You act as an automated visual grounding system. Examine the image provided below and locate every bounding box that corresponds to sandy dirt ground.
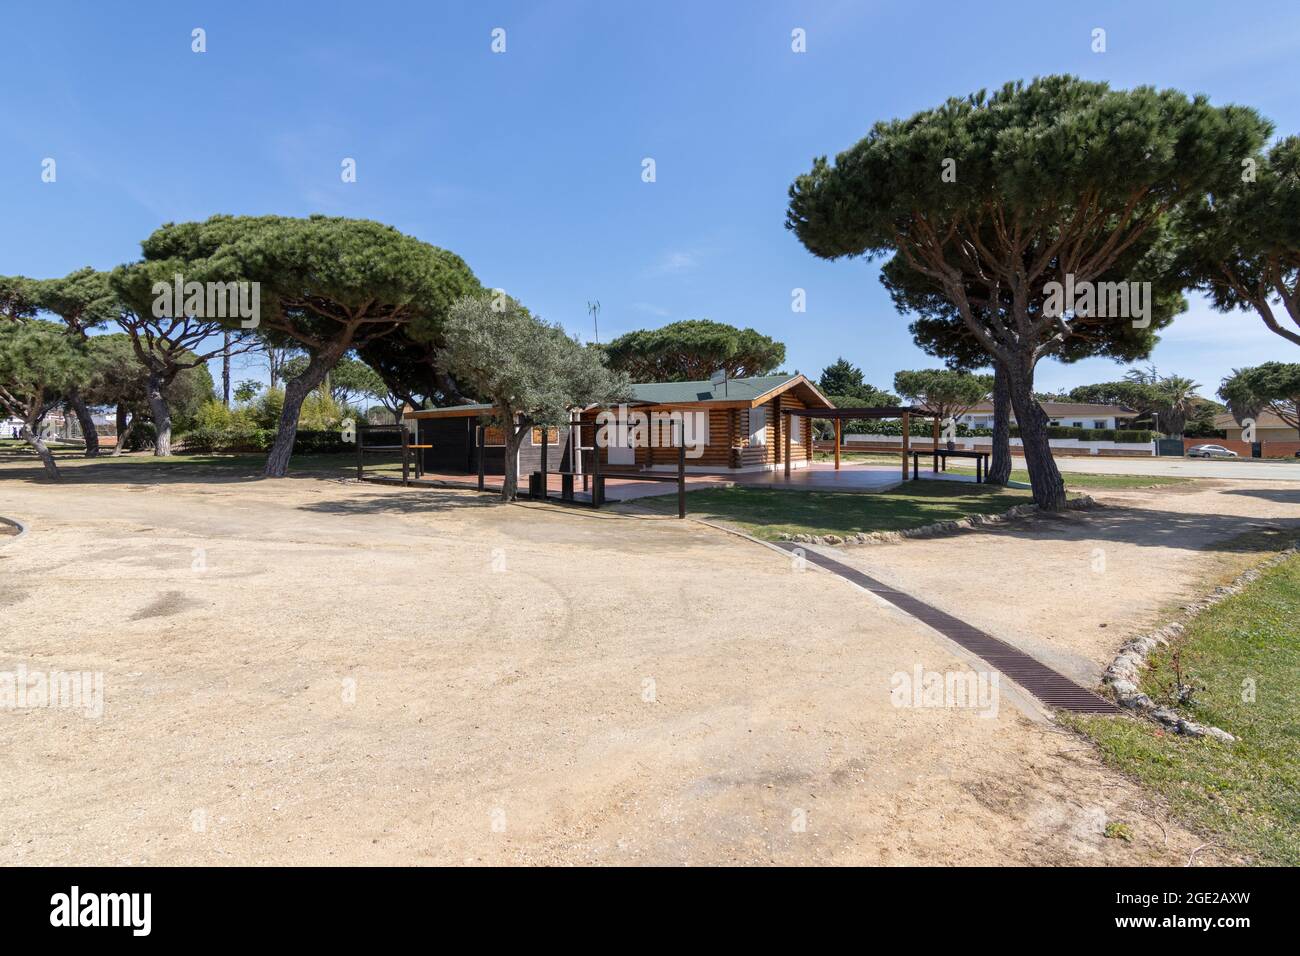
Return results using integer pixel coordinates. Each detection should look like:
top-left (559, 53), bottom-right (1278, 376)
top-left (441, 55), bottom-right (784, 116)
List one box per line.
top-left (1, 459), bottom-right (1293, 866)
top-left (815, 480), bottom-right (1300, 686)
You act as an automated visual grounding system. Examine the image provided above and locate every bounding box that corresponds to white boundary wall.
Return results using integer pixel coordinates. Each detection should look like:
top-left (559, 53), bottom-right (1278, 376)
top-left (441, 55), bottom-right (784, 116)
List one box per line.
top-left (844, 434), bottom-right (1155, 456)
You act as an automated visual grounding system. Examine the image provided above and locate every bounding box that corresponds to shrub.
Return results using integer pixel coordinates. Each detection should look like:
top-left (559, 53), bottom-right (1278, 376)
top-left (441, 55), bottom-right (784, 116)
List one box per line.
top-left (290, 430), bottom-right (351, 454)
top-left (252, 388), bottom-right (285, 430)
top-left (1008, 425), bottom-right (1156, 442)
top-left (177, 399), bottom-right (353, 454)
top-left (834, 418), bottom-right (983, 437)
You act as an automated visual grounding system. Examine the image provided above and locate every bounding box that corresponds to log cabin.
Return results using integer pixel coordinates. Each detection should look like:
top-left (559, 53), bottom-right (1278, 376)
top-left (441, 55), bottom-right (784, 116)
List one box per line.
top-left (401, 373), bottom-right (834, 477)
top-left (576, 373), bottom-right (832, 472)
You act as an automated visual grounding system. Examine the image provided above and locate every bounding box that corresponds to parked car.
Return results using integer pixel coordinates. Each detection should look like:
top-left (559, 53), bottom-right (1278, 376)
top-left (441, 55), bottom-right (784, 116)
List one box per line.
top-left (1187, 444), bottom-right (1239, 459)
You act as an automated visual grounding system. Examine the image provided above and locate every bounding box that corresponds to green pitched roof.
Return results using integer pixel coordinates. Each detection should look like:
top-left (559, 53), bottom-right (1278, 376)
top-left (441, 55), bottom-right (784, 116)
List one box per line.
top-left (627, 374), bottom-right (803, 405)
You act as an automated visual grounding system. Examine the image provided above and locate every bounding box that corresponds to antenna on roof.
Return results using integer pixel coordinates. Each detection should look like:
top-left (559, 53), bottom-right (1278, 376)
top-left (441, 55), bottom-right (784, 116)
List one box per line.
top-left (710, 367), bottom-right (728, 396)
top-left (587, 300), bottom-right (601, 344)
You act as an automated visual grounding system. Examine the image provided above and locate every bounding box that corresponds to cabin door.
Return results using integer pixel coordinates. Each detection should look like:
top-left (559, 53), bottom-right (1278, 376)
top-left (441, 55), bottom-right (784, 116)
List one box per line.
top-left (608, 429), bottom-right (635, 466)
top-left (608, 439), bottom-right (634, 465)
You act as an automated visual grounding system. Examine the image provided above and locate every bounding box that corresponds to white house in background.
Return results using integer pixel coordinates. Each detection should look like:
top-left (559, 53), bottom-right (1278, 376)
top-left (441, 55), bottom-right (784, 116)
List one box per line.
top-left (957, 401), bottom-right (1138, 431)
top-left (3, 411), bottom-right (69, 440)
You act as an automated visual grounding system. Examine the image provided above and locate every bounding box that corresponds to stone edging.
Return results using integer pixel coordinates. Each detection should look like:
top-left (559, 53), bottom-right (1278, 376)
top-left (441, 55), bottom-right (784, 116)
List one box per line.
top-left (1102, 543), bottom-right (1300, 744)
top-left (775, 495), bottom-right (1101, 546)
top-left (0, 515), bottom-right (27, 544)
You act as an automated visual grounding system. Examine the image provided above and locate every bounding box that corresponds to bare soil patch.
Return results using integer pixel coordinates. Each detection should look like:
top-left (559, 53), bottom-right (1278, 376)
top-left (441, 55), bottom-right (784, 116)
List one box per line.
top-left (0, 462), bottom-right (1272, 865)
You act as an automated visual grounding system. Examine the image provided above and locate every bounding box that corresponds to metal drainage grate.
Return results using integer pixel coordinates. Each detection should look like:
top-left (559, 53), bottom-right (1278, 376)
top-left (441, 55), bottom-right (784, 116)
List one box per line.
top-left (775, 542), bottom-right (1121, 715)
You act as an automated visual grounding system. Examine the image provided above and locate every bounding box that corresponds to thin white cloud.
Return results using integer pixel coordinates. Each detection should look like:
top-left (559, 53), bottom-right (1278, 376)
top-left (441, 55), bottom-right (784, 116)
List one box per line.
top-left (649, 250), bottom-right (699, 276)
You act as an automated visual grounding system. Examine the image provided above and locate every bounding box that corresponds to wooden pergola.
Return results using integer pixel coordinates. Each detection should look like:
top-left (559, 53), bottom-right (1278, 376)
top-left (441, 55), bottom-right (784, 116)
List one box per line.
top-left (780, 406), bottom-right (937, 480)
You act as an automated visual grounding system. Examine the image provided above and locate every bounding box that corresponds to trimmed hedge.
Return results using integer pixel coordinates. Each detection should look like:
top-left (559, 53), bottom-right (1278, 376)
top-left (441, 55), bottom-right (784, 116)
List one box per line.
top-left (180, 427), bottom-right (350, 455)
top-left (290, 430), bottom-right (352, 454)
top-left (834, 418), bottom-right (986, 437)
top-left (1008, 426), bottom-right (1156, 442)
top-left (838, 421), bottom-right (1157, 442)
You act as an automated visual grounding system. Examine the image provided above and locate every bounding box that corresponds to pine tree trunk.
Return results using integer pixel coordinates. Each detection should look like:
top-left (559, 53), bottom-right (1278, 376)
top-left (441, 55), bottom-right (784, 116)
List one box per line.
top-left (1004, 360), bottom-right (1066, 511)
top-left (67, 389), bottom-right (100, 458)
top-left (985, 361), bottom-right (1012, 486)
top-left (20, 422), bottom-right (59, 479)
top-left (112, 407), bottom-right (136, 457)
top-left (264, 346), bottom-right (344, 477)
top-left (146, 372), bottom-right (173, 457)
top-left (222, 332), bottom-right (231, 407)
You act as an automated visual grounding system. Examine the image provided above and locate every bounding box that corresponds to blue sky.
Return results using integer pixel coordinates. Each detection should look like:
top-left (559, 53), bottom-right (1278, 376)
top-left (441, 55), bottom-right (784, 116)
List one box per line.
top-left (3, 1), bottom-right (1298, 396)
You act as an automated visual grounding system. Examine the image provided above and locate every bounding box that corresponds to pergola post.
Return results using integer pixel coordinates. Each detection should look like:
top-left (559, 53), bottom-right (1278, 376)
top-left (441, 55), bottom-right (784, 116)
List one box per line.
top-left (401, 423), bottom-right (410, 487)
top-left (932, 414), bottom-right (940, 474)
top-left (901, 411), bottom-right (910, 480)
top-left (783, 411), bottom-right (792, 479)
top-left (539, 424), bottom-right (548, 501)
top-left (477, 421), bottom-right (486, 491)
top-left (834, 418), bottom-right (841, 471)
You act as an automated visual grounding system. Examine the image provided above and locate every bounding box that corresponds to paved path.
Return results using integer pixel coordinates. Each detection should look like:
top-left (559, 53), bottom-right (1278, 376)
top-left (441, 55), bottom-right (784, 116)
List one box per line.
top-left (1027, 455), bottom-right (1300, 481)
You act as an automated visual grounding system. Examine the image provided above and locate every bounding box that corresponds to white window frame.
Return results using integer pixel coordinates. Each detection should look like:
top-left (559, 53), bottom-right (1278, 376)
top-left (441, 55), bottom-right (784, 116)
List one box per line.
top-left (749, 405), bottom-right (767, 445)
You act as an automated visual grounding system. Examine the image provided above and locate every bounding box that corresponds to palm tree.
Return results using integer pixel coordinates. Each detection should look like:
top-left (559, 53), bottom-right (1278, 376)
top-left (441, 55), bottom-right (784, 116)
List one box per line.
top-left (1155, 375), bottom-right (1203, 437)
top-left (1124, 366), bottom-right (1203, 437)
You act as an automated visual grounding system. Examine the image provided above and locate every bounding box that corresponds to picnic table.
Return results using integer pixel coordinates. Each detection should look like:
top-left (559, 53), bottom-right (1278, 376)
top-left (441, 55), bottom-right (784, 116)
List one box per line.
top-left (911, 448), bottom-right (992, 483)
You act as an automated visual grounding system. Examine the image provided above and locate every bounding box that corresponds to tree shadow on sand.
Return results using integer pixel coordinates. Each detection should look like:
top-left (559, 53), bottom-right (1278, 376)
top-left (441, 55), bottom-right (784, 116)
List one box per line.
top-left (957, 502), bottom-right (1300, 554)
top-left (298, 489), bottom-right (499, 517)
top-left (0, 454), bottom-right (359, 487)
top-left (1219, 486), bottom-right (1300, 505)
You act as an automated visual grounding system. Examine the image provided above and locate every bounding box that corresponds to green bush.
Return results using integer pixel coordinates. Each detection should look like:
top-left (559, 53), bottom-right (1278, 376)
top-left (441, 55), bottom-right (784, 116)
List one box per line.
top-left (1008, 425), bottom-right (1156, 442)
top-left (123, 420), bottom-right (156, 451)
top-left (182, 400), bottom-right (262, 452)
top-left (291, 430), bottom-right (352, 454)
top-left (834, 418), bottom-right (986, 437)
top-left (178, 399), bottom-right (352, 454)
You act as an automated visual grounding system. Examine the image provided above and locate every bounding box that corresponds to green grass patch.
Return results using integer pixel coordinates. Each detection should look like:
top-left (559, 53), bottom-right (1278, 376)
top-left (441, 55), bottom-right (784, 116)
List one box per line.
top-left (636, 480), bottom-right (1034, 540)
top-left (1067, 552), bottom-right (1300, 865)
top-left (943, 465), bottom-right (1192, 490)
